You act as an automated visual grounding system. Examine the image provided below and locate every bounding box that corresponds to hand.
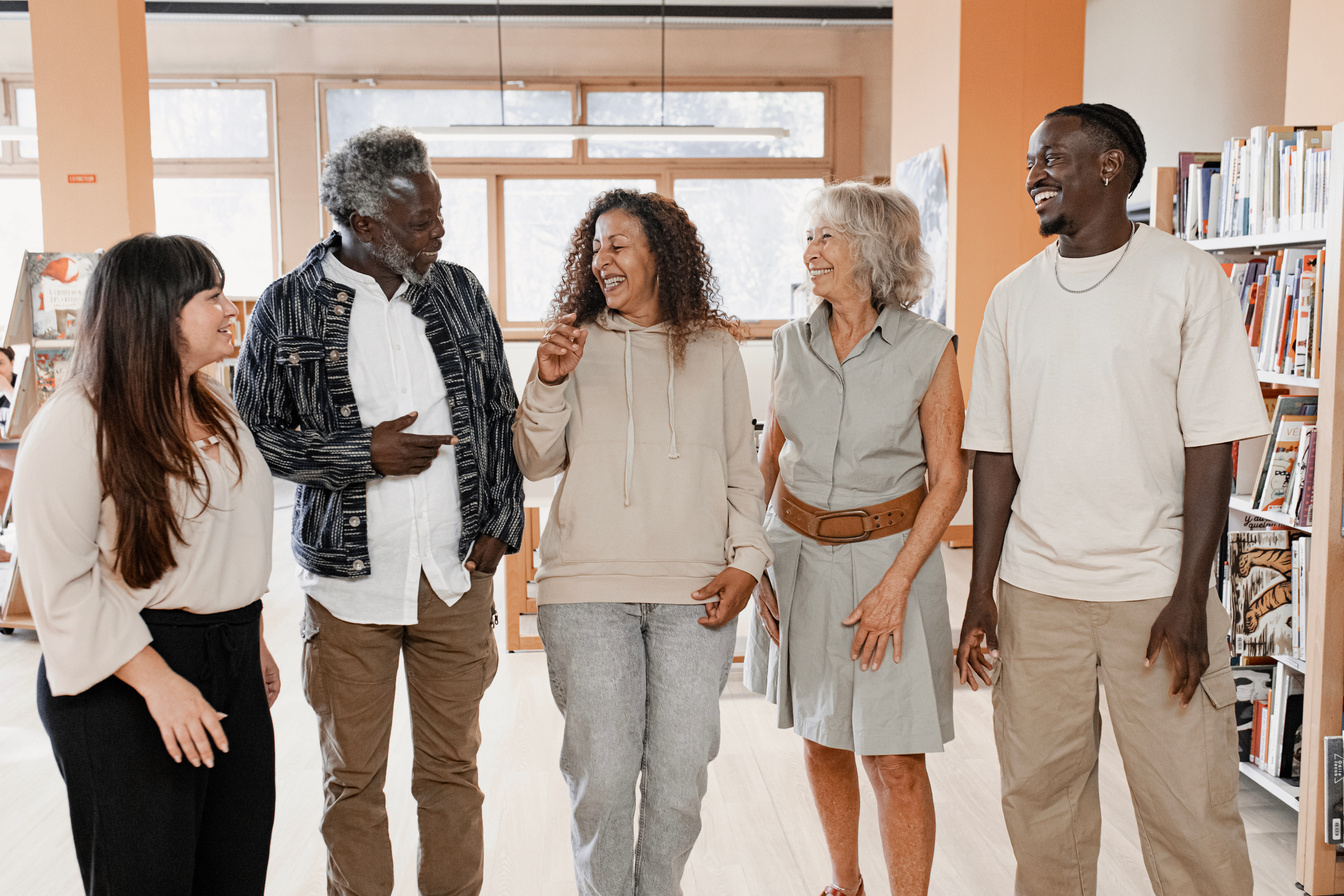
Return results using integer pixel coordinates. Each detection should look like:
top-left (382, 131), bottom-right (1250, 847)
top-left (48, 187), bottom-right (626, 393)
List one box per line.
top-left (140, 669), bottom-right (229, 768)
top-left (370, 411), bottom-right (458, 477)
top-left (465, 534), bottom-right (508, 576)
top-left (754, 574), bottom-right (780, 645)
top-left (537, 313), bottom-right (588, 386)
top-left (259, 634), bottom-right (281, 708)
top-left (956, 589), bottom-right (999, 691)
top-left (693, 567), bottom-right (758, 629)
top-left (843, 574), bottom-right (911, 672)
top-left (1144, 591), bottom-right (1209, 707)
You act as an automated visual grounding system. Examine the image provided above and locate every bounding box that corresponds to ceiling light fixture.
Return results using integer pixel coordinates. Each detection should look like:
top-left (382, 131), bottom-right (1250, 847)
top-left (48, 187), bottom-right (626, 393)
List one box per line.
top-left (415, 0), bottom-right (787, 144)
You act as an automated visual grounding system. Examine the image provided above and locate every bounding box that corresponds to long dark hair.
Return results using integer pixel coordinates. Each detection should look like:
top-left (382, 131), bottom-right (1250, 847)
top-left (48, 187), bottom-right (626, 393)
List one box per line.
top-left (72, 234), bottom-right (243, 589)
top-left (550, 189), bottom-right (744, 365)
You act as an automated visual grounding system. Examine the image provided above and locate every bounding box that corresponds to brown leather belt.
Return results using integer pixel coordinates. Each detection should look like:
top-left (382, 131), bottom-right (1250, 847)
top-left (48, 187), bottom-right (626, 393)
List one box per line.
top-left (773, 482), bottom-right (926, 545)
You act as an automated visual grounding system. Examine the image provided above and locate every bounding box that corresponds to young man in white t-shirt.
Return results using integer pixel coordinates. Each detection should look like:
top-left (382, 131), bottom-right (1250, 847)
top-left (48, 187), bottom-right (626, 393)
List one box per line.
top-left (957, 104), bottom-right (1268, 896)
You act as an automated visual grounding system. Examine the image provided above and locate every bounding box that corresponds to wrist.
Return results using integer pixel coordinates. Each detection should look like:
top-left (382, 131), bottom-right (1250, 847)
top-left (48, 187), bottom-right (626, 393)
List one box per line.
top-left (538, 372), bottom-right (568, 387)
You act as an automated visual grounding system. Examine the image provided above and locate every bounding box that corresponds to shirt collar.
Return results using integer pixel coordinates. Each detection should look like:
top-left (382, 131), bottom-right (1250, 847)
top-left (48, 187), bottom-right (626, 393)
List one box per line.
top-left (323, 250), bottom-right (410, 303)
top-left (803, 301), bottom-right (900, 351)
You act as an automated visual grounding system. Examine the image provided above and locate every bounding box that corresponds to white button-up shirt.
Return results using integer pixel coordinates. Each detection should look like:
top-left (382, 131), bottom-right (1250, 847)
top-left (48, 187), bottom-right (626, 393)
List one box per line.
top-left (298, 253), bottom-right (471, 623)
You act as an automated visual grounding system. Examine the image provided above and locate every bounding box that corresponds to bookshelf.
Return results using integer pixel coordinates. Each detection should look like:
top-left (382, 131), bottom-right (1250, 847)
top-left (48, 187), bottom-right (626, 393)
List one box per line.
top-left (1191, 126), bottom-right (1344, 892)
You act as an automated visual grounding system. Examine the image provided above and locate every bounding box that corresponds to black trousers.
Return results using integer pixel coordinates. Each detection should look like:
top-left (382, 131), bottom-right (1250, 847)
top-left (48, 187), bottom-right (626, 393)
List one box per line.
top-left (36, 600), bottom-right (276, 896)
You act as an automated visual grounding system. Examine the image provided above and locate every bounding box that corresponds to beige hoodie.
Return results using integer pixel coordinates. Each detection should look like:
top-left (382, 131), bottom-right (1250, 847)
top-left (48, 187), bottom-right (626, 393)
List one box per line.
top-left (512, 311), bottom-right (772, 604)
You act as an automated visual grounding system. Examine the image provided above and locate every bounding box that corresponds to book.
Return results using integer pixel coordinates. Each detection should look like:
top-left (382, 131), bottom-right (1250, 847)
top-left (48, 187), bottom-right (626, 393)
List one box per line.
top-left (1326, 736), bottom-right (1344, 844)
top-left (1234, 663), bottom-right (1274, 762)
top-left (1252, 396), bottom-right (1318, 506)
top-left (1297, 429), bottom-right (1318, 528)
top-left (30, 345), bottom-right (74, 400)
top-left (1256, 414), bottom-right (1316, 511)
top-left (1284, 424), bottom-right (1315, 518)
top-left (13, 252), bottom-right (99, 341)
top-left (1228, 530), bottom-right (1292, 656)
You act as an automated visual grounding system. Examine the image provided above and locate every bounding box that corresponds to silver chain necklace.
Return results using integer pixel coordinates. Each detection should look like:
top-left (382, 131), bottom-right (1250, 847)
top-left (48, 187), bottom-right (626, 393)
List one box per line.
top-left (1053, 221), bottom-right (1138, 294)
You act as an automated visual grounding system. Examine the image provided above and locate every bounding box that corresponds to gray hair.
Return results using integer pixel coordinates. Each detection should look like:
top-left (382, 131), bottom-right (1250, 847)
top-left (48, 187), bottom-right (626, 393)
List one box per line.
top-left (803, 182), bottom-right (932, 311)
top-left (319, 126), bottom-right (432, 226)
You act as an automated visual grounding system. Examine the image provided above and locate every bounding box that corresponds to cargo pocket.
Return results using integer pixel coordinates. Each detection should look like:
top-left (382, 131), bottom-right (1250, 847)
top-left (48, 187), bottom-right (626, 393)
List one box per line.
top-left (299, 607), bottom-right (330, 717)
top-left (1200, 664), bottom-right (1240, 806)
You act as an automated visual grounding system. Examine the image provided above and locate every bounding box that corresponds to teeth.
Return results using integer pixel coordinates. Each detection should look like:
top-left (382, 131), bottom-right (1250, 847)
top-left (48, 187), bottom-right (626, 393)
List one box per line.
top-left (603, 276), bottom-right (626, 288)
top-left (808, 267), bottom-right (833, 277)
top-left (1034, 191), bottom-right (1058, 204)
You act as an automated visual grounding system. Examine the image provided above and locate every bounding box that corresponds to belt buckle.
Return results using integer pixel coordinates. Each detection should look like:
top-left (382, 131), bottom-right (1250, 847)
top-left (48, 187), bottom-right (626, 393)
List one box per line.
top-left (813, 508), bottom-right (872, 543)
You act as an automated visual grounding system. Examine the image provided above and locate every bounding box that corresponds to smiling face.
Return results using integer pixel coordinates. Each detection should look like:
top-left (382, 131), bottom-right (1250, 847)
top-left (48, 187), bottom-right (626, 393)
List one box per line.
top-left (177, 280), bottom-right (237, 377)
top-left (1026, 116), bottom-right (1111, 238)
top-left (369, 171), bottom-right (445, 285)
top-left (803, 220), bottom-right (865, 306)
top-left (591, 208), bottom-right (661, 327)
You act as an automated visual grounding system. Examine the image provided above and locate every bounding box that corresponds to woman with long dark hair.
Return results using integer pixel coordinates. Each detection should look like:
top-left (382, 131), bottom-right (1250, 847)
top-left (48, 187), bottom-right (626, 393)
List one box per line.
top-left (14, 233), bottom-right (279, 895)
top-left (513, 189), bottom-right (771, 895)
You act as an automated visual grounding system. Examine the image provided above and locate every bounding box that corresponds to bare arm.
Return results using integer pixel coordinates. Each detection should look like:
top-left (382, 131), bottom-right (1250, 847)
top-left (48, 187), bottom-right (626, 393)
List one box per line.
top-left (1144, 442), bottom-right (1231, 705)
top-left (752, 395), bottom-right (787, 643)
top-left (955, 450), bottom-right (1019, 689)
top-left (845, 342), bottom-right (967, 670)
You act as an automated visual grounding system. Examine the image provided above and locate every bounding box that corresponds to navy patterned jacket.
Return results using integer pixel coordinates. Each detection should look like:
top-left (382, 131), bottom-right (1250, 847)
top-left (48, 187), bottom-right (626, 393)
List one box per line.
top-left (233, 233), bottom-right (525, 579)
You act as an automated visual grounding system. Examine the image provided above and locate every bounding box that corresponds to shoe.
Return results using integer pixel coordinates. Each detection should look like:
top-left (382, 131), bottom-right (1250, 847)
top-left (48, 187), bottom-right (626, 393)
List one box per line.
top-left (820, 879), bottom-right (864, 896)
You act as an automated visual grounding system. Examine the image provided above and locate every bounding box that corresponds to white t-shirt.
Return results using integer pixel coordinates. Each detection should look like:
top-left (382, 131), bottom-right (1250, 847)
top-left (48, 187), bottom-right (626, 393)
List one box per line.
top-left (962, 224), bottom-right (1271, 601)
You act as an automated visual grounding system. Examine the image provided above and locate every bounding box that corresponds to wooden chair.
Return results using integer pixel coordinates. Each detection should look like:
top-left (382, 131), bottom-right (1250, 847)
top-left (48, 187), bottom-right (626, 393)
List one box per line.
top-left (504, 506), bottom-right (543, 651)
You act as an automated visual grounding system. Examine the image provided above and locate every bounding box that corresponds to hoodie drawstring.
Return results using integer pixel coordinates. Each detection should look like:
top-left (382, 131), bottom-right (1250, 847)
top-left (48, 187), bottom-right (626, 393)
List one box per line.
top-left (666, 351), bottom-right (680, 459)
top-left (623, 330), bottom-right (635, 507)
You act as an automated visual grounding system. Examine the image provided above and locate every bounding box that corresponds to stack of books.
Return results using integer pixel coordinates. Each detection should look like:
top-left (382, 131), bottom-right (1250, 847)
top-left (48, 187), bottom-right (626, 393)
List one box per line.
top-left (1224, 248), bottom-right (1326, 379)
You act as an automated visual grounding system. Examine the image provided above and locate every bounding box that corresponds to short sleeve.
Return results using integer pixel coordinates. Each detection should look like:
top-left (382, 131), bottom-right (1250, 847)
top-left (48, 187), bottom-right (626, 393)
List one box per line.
top-left (962, 285), bottom-right (1013, 453)
top-left (1176, 263), bottom-right (1272, 446)
top-left (13, 390), bottom-right (152, 695)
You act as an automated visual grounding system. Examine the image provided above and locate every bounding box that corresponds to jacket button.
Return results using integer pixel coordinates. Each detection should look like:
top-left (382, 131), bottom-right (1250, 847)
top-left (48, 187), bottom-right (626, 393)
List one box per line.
top-left (349, 516), bottom-right (360, 528)
top-left (340, 405), bottom-right (352, 417)
top-left (334, 306), bottom-right (345, 316)
top-left (329, 350), bottom-right (340, 362)
top-left (287, 352), bottom-right (300, 365)
top-left (352, 559), bottom-right (365, 572)
top-left (336, 291), bottom-right (350, 302)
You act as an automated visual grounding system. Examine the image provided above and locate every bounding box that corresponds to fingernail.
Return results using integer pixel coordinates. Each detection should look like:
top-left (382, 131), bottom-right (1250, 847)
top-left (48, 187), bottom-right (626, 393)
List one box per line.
top-left (204, 758), bottom-right (214, 768)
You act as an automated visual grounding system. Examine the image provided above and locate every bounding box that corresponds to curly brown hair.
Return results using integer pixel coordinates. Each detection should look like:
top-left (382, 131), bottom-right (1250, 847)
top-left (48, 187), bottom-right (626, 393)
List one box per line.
top-left (549, 189), bottom-right (745, 365)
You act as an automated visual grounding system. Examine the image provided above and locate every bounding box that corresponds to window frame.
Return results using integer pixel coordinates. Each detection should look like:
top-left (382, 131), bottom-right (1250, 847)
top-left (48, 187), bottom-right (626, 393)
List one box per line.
top-left (318, 76), bottom-right (843, 339)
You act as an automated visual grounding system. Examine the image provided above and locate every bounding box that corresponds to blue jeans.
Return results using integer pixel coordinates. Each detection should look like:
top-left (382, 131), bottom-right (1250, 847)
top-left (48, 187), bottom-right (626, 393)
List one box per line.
top-left (538, 602), bottom-right (736, 896)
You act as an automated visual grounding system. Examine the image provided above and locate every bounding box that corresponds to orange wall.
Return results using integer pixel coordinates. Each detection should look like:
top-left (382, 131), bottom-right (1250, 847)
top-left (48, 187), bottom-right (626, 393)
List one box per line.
top-left (28, 0), bottom-right (154, 251)
top-left (892, 0), bottom-right (1085, 398)
top-left (1285, 0), bottom-right (1344, 125)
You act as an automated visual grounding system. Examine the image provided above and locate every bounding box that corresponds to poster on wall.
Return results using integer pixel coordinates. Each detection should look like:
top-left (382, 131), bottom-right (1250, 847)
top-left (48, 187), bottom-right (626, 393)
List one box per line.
top-left (893, 145), bottom-right (949, 326)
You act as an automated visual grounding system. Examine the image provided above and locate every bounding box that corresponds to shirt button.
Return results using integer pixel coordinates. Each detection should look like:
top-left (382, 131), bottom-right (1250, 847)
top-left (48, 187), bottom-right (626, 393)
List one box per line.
top-left (401, 387), bottom-right (408, 394)
top-left (352, 559), bottom-right (365, 572)
top-left (287, 352), bottom-right (300, 365)
top-left (349, 516), bottom-right (360, 528)
top-left (329, 350), bottom-right (340, 362)
top-left (340, 405), bottom-right (352, 417)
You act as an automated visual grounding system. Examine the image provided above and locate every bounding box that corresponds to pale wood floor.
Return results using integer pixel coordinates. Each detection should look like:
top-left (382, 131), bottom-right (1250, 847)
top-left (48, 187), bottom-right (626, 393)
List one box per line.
top-left (0, 482), bottom-right (1300, 894)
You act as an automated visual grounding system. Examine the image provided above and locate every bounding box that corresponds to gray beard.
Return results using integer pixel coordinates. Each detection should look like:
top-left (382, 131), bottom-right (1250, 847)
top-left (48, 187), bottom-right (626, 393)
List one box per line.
top-left (372, 233), bottom-right (427, 286)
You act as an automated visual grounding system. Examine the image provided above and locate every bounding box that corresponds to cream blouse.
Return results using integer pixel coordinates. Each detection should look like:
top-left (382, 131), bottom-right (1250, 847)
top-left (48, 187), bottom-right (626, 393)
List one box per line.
top-left (13, 384), bottom-right (274, 696)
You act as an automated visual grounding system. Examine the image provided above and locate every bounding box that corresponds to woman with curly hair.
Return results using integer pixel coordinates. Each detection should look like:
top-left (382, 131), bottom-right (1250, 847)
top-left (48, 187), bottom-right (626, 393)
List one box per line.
top-left (745, 182), bottom-right (966, 896)
top-left (513, 188), bottom-right (772, 895)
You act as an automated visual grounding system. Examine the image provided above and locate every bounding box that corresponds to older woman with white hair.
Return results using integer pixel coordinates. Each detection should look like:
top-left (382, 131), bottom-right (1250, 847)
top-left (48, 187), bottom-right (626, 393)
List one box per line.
top-left (746, 182), bottom-right (966, 896)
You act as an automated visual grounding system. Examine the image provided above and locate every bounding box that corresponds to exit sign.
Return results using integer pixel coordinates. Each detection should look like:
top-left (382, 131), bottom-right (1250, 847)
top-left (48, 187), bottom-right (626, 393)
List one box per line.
top-left (67, 174), bottom-right (96, 184)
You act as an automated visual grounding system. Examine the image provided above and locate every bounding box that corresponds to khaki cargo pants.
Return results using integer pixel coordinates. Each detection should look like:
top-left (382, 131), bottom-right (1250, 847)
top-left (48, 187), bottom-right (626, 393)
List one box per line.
top-left (992, 580), bottom-right (1253, 896)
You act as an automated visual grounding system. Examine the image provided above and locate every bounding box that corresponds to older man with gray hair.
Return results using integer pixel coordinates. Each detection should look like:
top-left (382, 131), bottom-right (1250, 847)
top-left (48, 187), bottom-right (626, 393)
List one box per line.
top-left (235, 125), bottom-right (524, 896)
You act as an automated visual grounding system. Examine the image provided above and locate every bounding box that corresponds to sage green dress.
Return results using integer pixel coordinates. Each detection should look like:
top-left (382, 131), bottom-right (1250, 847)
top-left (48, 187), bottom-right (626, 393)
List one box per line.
top-left (745, 302), bottom-right (956, 755)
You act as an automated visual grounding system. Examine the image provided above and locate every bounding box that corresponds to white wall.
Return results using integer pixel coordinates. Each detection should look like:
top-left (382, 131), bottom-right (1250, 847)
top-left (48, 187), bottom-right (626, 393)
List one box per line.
top-left (1083, 0), bottom-right (1290, 199)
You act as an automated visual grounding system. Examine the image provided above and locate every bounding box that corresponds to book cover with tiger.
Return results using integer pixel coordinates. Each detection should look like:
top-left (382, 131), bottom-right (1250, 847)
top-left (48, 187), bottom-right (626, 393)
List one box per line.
top-left (1228, 529), bottom-right (1293, 656)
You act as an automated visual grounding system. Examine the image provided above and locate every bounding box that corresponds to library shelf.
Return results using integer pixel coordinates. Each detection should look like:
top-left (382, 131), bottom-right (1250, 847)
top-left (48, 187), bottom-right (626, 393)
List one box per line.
top-left (1182, 124), bottom-right (1343, 893)
top-left (1239, 761), bottom-right (1301, 810)
top-left (1191, 229), bottom-right (1328, 253)
top-left (1258, 370), bottom-right (1320, 390)
top-left (1274, 654), bottom-right (1308, 675)
top-left (1228, 494), bottom-right (1312, 533)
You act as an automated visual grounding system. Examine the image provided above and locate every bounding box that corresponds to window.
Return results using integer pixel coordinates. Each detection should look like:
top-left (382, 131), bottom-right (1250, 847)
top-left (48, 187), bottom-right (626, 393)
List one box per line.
top-left (316, 78), bottom-right (841, 336)
top-left (149, 82), bottom-right (280, 298)
top-left (0, 81), bottom-right (42, 330)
